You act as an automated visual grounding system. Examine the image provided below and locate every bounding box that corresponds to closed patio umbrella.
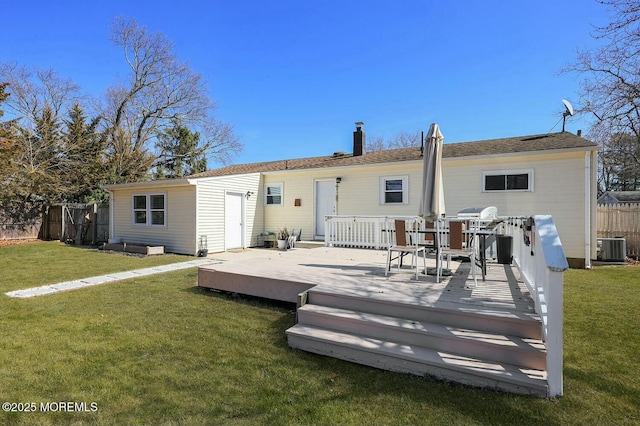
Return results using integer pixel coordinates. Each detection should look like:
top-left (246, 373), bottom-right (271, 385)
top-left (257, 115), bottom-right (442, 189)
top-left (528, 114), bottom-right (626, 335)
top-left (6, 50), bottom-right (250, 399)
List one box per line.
top-left (420, 123), bottom-right (448, 276)
top-left (419, 123), bottom-right (445, 220)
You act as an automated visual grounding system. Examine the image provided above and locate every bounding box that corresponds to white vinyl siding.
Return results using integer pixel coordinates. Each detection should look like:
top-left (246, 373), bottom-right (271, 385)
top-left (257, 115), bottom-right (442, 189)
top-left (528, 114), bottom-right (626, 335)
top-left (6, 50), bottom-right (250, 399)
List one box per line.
top-left (195, 173), bottom-right (262, 253)
top-left (112, 186), bottom-right (196, 254)
top-left (263, 166), bottom-right (423, 239)
top-left (108, 146), bottom-right (594, 262)
top-left (263, 149), bottom-right (590, 260)
top-left (443, 152), bottom-right (587, 259)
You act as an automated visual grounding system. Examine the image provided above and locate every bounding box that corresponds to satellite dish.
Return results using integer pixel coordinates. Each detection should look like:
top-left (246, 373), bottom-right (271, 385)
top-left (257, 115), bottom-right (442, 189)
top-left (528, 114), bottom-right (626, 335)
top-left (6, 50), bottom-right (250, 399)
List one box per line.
top-left (562, 99), bottom-right (574, 116)
top-left (561, 99), bottom-right (574, 132)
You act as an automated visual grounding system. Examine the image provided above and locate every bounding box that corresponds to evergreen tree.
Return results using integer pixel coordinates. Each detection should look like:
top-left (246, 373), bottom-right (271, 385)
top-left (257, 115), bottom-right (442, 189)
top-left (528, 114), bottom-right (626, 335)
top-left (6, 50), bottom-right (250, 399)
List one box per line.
top-left (0, 83), bottom-right (18, 187)
top-left (154, 120), bottom-right (207, 179)
top-left (21, 105), bottom-right (64, 202)
top-left (62, 104), bottom-right (108, 202)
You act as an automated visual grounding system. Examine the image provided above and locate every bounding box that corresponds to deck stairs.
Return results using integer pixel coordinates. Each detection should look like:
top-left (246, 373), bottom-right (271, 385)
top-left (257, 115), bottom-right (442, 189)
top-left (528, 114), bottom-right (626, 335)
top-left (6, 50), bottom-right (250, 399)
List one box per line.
top-left (286, 283), bottom-right (549, 396)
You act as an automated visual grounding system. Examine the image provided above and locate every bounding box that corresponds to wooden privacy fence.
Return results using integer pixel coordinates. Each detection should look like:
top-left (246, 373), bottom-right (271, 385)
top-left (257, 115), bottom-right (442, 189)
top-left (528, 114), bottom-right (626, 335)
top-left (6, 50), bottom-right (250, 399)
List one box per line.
top-left (42, 203), bottom-right (110, 245)
top-left (0, 202), bottom-right (44, 240)
top-left (597, 203), bottom-right (640, 256)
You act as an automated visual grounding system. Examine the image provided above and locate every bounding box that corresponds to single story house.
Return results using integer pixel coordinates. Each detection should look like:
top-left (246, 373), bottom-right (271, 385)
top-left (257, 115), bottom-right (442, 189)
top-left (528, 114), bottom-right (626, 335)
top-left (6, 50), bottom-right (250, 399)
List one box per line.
top-left (104, 124), bottom-right (598, 268)
top-left (597, 190), bottom-right (640, 204)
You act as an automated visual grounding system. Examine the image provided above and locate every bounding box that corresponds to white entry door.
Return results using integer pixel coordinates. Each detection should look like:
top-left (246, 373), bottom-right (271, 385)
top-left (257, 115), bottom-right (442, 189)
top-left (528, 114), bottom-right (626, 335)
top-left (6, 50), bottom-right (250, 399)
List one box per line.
top-left (315, 180), bottom-right (336, 238)
top-left (225, 192), bottom-right (244, 250)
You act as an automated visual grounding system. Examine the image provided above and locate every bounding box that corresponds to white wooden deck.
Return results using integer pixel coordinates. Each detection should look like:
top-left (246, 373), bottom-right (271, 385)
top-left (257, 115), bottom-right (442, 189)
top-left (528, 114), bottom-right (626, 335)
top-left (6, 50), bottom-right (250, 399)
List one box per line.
top-left (199, 246), bottom-right (536, 316)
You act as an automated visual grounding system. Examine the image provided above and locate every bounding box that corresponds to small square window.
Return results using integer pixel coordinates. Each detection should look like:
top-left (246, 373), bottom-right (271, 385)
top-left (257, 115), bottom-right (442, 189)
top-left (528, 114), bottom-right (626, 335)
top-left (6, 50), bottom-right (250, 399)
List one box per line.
top-left (380, 176), bottom-right (408, 205)
top-left (150, 194), bottom-right (164, 209)
top-left (265, 183), bottom-right (283, 206)
top-left (507, 174), bottom-right (529, 190)
top-left (134, 195), bottom-right (146, 209)
top-left (134, 211), bottom-right (147, 224)
top-left (151, 211), bottom-right (165, 225)
top-left (485, 175), bottom-right (505, 191)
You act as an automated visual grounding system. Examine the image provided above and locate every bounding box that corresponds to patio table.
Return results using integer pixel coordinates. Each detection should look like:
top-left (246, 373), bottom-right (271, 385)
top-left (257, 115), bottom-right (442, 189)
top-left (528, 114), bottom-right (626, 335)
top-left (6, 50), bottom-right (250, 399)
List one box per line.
top-left (418, 227), bottom-right (495, 281)
top-left (468, 229), bottom-right (495, 281)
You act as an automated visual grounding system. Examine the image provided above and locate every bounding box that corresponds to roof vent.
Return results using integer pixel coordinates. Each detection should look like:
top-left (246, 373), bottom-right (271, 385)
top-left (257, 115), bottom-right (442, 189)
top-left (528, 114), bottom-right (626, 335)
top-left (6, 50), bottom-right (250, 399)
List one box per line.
top-left (521, 135), bottom-right (551, 142)
top-left (333, 151), bottom-right (346, 157)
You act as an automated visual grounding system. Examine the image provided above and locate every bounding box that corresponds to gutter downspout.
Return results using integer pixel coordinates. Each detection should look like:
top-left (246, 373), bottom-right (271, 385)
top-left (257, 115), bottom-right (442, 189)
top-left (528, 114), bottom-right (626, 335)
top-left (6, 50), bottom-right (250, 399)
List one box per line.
top-left (584, 152), bottom-right (592, 269)
top-left (107, 189), bottom-right (115, 242)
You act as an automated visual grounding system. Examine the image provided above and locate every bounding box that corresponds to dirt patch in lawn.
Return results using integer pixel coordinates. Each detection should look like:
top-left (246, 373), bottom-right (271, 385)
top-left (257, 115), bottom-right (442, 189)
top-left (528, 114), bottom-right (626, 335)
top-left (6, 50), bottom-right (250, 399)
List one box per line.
top-left (0, 238), bottom-right (44, 248)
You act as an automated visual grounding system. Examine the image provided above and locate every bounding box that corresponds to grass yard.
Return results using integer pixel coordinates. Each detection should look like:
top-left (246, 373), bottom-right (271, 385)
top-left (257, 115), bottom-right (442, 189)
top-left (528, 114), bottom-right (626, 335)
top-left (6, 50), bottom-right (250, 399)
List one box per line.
top-left (0, 242), bottom-right (639, 425)
top-left (0, 241), bottom-right (191, 293)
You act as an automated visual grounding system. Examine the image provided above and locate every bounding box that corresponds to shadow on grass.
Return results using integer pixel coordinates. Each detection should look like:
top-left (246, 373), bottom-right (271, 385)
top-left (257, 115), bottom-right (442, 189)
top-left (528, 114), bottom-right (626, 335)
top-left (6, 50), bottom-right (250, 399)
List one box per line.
top-left (184, 285), bottom-right (297, 352)
top-left (183, 285), bottom-right (296, 313)
top-left (565, 365), bottom-right (640, 413)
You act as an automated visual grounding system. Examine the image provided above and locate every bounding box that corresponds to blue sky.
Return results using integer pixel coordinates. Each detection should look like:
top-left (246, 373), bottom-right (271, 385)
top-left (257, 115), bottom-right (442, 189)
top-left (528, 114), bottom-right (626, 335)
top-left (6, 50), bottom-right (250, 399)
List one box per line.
top-left (2, 1), bottom-right (607, 165)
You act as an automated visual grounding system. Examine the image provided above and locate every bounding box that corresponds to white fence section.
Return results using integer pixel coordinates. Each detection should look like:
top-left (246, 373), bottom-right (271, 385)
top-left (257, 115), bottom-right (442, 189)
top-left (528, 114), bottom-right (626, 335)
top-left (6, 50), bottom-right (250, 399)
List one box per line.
top-left (324, 215), bottom-right (425, 249)
top-left (502, 215), bottom-right (567, 398)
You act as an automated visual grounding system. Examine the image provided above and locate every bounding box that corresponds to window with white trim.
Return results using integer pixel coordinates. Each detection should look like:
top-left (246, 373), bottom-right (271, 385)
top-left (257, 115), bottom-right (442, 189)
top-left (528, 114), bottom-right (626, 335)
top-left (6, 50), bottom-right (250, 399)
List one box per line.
top-left (482, 170), bottom-right (533, 192)
top-left (133, 193), bottom-right (166, 226)
top-left (380, 176), bottom-right (408, 204)
top-left (265, 183), bottom-right (283, 206)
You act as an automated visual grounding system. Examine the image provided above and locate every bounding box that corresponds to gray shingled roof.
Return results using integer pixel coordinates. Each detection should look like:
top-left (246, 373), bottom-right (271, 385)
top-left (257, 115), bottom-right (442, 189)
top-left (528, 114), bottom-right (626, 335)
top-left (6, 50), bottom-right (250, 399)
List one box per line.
top-left (598, 191), bottom-right (640, 203)
top-left (189, 132), bottom-right (597, 178)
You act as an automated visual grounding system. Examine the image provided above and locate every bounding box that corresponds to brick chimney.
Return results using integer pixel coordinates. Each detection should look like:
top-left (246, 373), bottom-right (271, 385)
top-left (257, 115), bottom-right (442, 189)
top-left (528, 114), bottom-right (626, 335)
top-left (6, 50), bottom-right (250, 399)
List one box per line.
top-left (353, 121), bottom-right (366, 156)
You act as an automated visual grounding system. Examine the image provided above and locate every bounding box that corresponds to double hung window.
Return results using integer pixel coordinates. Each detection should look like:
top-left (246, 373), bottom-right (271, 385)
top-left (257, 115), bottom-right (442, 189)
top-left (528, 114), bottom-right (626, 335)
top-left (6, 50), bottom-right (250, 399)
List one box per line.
top-left (133, 194), bottom-right (166, 226)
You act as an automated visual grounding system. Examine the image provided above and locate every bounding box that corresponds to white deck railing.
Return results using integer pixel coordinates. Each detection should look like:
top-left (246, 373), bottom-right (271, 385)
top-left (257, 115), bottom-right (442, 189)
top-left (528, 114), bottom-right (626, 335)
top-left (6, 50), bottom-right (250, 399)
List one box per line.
top-left (324, 215), bottom-right (425, 249)
top-left (502, 215), bottom-right (567, 397)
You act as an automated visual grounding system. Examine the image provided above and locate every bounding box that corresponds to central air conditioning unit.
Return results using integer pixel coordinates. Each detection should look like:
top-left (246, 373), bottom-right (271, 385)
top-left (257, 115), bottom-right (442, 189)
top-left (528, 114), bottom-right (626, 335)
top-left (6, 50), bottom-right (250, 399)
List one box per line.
top-left (598, 238), bottom-right (627, 262)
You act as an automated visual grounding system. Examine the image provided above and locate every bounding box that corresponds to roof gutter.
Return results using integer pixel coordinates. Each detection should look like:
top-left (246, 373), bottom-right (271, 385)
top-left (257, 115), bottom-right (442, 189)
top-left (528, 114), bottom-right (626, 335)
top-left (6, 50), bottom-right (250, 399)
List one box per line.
top-left (444, 145), bottom-right (599, 163)
top-left (102, 178), bottom-right (196, 191)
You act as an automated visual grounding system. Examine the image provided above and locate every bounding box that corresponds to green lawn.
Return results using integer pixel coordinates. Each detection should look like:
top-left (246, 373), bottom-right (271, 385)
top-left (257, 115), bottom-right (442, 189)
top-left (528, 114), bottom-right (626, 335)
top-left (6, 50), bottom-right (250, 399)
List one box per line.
top-left (0, 242), bottom-right (639, 425)
top-left (0, 241), bottom-right (191, 293)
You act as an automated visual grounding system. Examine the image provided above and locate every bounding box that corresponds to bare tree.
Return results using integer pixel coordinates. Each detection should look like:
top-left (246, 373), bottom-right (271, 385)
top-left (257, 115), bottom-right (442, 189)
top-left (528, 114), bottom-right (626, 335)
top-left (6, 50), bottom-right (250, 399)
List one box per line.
top-left (569, 0), bottom-right (640, 191)
top-left (367, 131), bottom-right (422, 152)
top-left (0, 64), bottom-right (82, 125)
top-left (103, 17), bottom-right (240, 181)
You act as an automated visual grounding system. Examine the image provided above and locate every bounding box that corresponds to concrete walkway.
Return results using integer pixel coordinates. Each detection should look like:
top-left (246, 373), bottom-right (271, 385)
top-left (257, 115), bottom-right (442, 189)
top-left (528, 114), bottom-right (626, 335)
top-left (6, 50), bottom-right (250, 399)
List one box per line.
top-left (5, 259), bottom-right (215, 299)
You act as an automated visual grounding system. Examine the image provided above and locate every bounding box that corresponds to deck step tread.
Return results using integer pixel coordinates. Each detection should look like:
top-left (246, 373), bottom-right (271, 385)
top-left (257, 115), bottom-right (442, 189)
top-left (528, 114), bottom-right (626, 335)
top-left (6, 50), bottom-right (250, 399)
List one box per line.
top-left (286, 324), bottom-right (547, 392)
top-left (308, 284), bottom-right (541, 323)
top-left (297, 304), bottom-right (546, 353)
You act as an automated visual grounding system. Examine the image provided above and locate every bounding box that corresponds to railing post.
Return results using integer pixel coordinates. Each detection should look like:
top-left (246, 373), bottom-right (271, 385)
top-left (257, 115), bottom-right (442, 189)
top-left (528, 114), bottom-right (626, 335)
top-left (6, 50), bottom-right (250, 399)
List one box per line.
top-left (507, 215), bottom-right (567, 397)
top-left (535, 215), bottom-right (568, 398)
top-left (324, 216), bottom-right (331, 247)
top-left (545, 267), bottom-right (564, 397)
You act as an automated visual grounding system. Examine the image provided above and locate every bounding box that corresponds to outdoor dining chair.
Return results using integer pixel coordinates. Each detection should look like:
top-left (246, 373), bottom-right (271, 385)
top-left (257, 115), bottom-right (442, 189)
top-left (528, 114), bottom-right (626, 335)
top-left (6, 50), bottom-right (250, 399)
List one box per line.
top-left (386, 219), bottom-right (427, 280)
top-left (436, 218), bottom-right (478, 286)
